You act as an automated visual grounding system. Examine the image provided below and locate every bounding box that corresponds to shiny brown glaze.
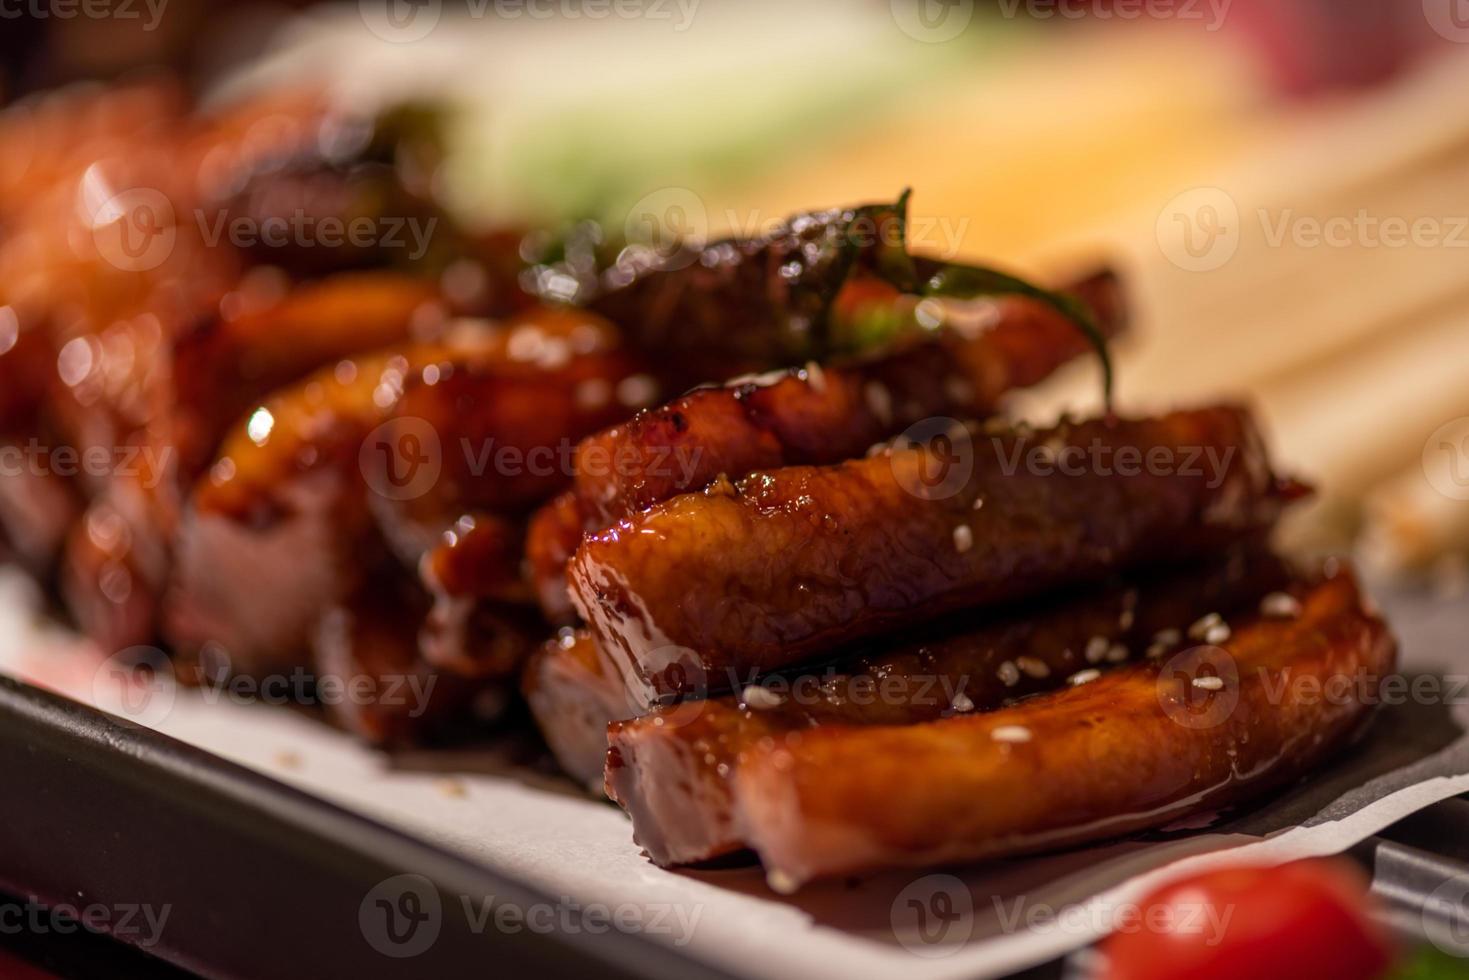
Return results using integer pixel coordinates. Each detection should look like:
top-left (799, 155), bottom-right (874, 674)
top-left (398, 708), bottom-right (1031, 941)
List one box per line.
top-left (420, 511), bottom-right (530, 606)
top-left (166, 346), bottom-right (444, 675)
top-left (417, 513), bottom-right (544, 679)
top-left (312, 568), bottom-right (501, 747)
top-left (169, 307), bottom-right (634, 677)
top-left (367, 305), bottom-right (654, 562)
top-left (729, 565), bottom-right (1394, 888)
top-left (572, 405), bottom-right (1299, 704)
top-left (169, 273), bottom-right (447, 474)
top-left (573, 271), bottom-right (1124, 527)
top-left (600, 549), bottom-right (1288, 865)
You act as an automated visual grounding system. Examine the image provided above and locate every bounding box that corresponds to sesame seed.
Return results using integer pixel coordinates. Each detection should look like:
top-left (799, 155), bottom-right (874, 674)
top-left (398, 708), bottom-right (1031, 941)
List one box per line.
top-left (997, 661), bottom-right (1021, 686)
top-left (1153, 628), bottom-right (1182, 646)
top-left (1188, 613), bottom-right (1222, 641)
top-left (953, 525), bottom-right (974, 553)
top-left (951, 693), bottom-right (975, 713)
top-left (1106, 643), bottom-right (1130, 663)
top-left (1118, 608), bottom-right (1135, 630)
top-left (1016, 656), bottom-right (1050, 679)
top-left (1204, 623), bottom-right (1232, 645)
top-left (1192, 676), bottom-right (1225, 691)
top-left (991, 725), bottom-right (1032, 743)
top-left (972, 496), bottom-right (985, 510)
top-left (1069, 669), bottom-right (1101, 686)
top-left (1085, 636), bottom-right (1109, 664)
top-left (1260, 592), bottom-right (1302, 619)
top-left (742, 685), bottom-right (784, 709)
top-left (804, 360), bottom-right (827, 393)
top-left (1146, 642), bottom-right (1169, 659)
top-left (766, 869), bottom-right (799, 894)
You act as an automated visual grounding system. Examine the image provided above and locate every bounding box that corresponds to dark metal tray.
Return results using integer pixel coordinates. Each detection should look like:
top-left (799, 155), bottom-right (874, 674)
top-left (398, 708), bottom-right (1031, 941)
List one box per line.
top-left (0, 675), bottom-right (735, 980)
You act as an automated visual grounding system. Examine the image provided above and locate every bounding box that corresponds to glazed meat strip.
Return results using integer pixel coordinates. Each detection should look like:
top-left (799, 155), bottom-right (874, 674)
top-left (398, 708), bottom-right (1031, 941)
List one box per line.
top-left (367, 305), bottom-right (654, 564)
top-left (312, 565), bottom-right (516, 747)
top-left (0, 86), bottom-right (482, 659)
top-left (573, 269), bottom-right (1124, 527)
top-left (169, 273), bottom-right (449, 475)
top-left (166, 345), bottom-right (437, 675)
top-left (523, 627), bottom-right (637, 791)
top-left (530, 545), bottom-right (1277, 789)
top-left (603, 549), bottom-right (1290, 865)
top-left (60, 277), bottom-right (452, 660)
top-left (168, 306), bottom-right (643, 677)
top-left (571, 405), bottom-right (1301, 704)
top-left (417, 511), bottom-right (549, 680)
top-left (728, 563), bottom-right (1393, 889)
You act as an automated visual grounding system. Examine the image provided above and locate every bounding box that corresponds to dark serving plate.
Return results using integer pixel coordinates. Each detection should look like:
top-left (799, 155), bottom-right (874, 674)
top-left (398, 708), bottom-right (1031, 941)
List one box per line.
top-left (0, 675), bottom-right (735, 980)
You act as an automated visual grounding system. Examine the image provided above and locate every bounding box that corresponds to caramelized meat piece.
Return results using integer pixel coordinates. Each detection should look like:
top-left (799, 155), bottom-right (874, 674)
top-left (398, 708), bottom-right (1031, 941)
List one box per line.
top-left (367, 305), bottom-right (655, 562)
top-left (313, 569), bottom-right (502, 747)
top-left (166, 346), bottom-right (443, 674)
top-left (572, 405), bottom-right (1300, 703)
top-left (727, 564), bottom-right (1393, 888)
top-left (170, 273), bottom-right (447, 473)
top-left (170, 307), bottom-right (637, 676)
top-left (523, 629), bottom-right (638, 792)
top-left (420, 512), bottom-right (530, 606)
top-left (597, 549), bottom-right (1286, 864)
top-left (419, 597), bottom-right (545, 681)
top-left (524, 491), bottom-right (584, 623)
top-left (588, 200), bottom-right (908, 377)
top-left (418, 512), bottom-right (545, 679)
top-left (574, 270), bottom-right (1123, 526)
top-left (200, 100), bottom-right (453, 277)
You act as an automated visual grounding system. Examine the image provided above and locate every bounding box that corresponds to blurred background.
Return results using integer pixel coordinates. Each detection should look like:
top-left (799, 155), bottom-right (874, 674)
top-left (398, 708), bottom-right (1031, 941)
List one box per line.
top-left (5, 0), bottom-right (1469, 583)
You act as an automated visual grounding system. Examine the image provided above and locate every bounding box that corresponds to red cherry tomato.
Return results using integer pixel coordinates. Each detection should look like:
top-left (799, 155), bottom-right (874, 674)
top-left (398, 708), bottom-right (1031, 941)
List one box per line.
top-left (1099, 858), bottom-right (1396, 980)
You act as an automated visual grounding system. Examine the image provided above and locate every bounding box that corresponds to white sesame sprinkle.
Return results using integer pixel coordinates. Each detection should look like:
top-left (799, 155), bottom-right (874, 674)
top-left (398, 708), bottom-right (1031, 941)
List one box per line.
top-left (1146, 642), bottom-right (1169, 659)
top-left (1085, 636), bottom-right (1109, 664)
top-left (953, 525), bottom-right (974, 554)
top-left (1204, 623), bottom-right (1232, 645)
top-left (951, 693), bottom-right (975, 713)
top-left (742, 685), bottom-right (784, 709)
top-left (972, 496), bottom-right (985, 510)
top-left (1106, 643), bottom-right (1130, 663)
top-left (991, 725), bottom-right (1032, 743)
top-left (804, 360), bottom-right (827, 393)
top-left (766, 869), bottom-right (799, 894)
top-left (1188, 613), bottom-right (1223, 641)
top-left (997, 661), bottom-right (1021, 686)
top-left (1118, 608), bottom-right (1135, 630)
top-left (1260, 592), bottom-right (1302, 619)
top-left (1069, 669), bottom-right (1101, 686)
top-left (1016, 656), bottom-right (1051, 679)
top-left (1153, 628), bottom-right (1182, 646)
top-left (1192, 676), bottom-right (1225, 691)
